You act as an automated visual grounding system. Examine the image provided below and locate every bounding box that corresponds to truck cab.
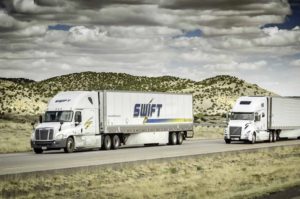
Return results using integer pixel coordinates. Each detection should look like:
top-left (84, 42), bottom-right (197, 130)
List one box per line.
top-left (31, 91), bottom-right (101, 153)
top-left (224, 97), bottom-right (269, 144)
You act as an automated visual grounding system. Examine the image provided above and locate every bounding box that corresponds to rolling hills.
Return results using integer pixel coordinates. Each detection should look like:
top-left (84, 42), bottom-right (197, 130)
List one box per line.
top-left (0, 72), bottom-right (275, 121)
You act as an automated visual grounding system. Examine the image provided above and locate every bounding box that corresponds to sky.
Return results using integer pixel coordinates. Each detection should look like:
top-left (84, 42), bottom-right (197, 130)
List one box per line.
top-left (0, 0), bottom-right (300, 96)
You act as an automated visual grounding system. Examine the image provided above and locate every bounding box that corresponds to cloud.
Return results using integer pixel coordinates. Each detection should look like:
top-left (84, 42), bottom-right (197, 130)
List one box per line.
top-left (0, 0), bottom-right (300, 96)
top-left (203, 61), bottom-right (267, 71)
top-left (290, 59), bottom-right (300, 66)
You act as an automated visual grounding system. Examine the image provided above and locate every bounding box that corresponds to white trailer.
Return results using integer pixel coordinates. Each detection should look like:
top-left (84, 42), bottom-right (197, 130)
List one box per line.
top-left (224, 96), bottom-right (300, 144)
top-left (31, 91), bottom-right (194, 153)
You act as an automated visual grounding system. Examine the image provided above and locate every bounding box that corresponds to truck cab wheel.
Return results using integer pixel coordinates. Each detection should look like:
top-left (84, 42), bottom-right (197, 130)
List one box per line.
top-left (103, 135), bottom-right (112, 150)
top-left (169, 132), bottom-right (177, 145)
top-left (272, 132), bottom-right (276, 142)
top-left (269, 133), bottom-right (273, 143)
top-left (251, 133), bottom-right (256, 144)
top-left (225, 139), bottom-right (231, 144)
top-left (111, 135), bottom-right (120, 150)
top-left (177, 132), bottom-right (183, 145)
top-left (34, 148), bottom-right (43, 154)
top-left (64, 137), bottom-right (75, 153)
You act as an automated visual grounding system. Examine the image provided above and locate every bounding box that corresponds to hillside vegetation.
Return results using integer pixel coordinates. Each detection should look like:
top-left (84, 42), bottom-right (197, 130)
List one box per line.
top-left (0, 72), bottom-right (275, 121)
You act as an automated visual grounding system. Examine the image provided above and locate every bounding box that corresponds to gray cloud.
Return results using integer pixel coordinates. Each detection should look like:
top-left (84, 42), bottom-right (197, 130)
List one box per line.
top-left (0, 0), bottom-right (299, 96)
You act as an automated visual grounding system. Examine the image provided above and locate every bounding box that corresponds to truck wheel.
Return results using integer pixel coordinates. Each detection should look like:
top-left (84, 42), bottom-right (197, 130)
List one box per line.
top-left (177, 132), bottom-right (183, 145)
top-left (103, 135), bottom-right (111, 150)
top-left (34, 148), bottom-right (43, 154)
top-left (251, 133), bottom-right (256, 144)
top-left (269, 132), bottom-right (273, 143)
top-left (111, 135), bottom-right (120, 150)
top-left (64, 137), bottom-right (75, 153)
top-left (272, 132), bottom-right (276, 142)
top-left (169, 132), bottom-right (177, 145)
top-left (225, 139), bottom-right (231, 144)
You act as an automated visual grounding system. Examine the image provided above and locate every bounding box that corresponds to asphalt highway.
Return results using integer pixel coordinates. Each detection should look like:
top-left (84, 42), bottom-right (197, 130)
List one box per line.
top-left (0, 139), bottom-right (299, 176)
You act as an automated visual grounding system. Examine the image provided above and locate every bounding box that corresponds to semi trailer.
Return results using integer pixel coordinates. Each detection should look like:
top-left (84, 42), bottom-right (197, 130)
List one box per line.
top-left (31, 91), bottom-right (194, 153)
top-left (224, 96), bottom-right (300, 144)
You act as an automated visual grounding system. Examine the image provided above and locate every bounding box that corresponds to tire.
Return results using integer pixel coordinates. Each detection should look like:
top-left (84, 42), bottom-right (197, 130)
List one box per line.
top-left (111, 135), bottom-right (120, 150)
top-left (269, 132), bottom-right (273, 143)
top-left (103, 135), bottom-right (112, 150)
top-left (33, 148), bottom-right (43, 154)
top-left (177, 132), bottom-right (184, 145)
top-left (169, 132), bottom-right (177, 145)
top-left (251, 133), bottom-right (256, 144)
top-left (272, 132), bottom-right (276, 142)
top-left (225, 139), bottom-right (231, 144)
top-left (64, 137), bottom-right (75, 153)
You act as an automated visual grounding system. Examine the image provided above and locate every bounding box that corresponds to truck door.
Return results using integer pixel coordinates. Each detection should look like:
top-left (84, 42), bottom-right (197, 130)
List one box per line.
top-left (82, 109), bottom-right (96, 135)
top-left (82, 109), bottom-right (97, 147)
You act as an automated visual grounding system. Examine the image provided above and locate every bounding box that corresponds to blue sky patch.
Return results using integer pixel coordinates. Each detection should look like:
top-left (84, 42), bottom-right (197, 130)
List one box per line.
top-left (262, 0), bottom-right (300, 30)
top-left (48, 24), bottom-right (72, 31)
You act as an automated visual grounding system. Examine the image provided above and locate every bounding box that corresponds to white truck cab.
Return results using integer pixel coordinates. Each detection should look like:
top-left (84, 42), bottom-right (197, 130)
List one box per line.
top-left (31, 91), bottom-right (101, 153)
top-left (224, 97), bottom-right (268, 144)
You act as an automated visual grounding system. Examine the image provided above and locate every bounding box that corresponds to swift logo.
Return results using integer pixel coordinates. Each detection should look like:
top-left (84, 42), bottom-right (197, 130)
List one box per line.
top-left (133, 98), bottom-right (162, 117)
top-left (84, 117), bottom-right (93, 129)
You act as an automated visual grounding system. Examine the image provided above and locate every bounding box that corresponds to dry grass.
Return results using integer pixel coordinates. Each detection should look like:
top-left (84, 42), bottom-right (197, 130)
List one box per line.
top-left (1, 145), bottom-right (300, 199)
top-left (0, 119), bottom-right (32, 153)
top-left (193, 126), bottom-right (224, 139)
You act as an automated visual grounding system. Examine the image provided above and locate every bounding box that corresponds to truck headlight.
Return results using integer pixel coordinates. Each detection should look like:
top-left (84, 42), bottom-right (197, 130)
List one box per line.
top-left (55, 134), bottom-right (63, 140)
top-left (31, 132), bottom-right (35, 140)
top-left (224, 128), bottom-right (228, 135)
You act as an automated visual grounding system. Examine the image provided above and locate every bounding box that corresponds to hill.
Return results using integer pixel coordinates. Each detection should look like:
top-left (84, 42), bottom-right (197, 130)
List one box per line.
top-left (0, 72), bottom-right (276, 121)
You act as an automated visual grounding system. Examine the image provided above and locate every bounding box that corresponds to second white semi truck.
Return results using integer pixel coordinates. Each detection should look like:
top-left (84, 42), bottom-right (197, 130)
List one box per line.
top-left (224, 96), bottom-right (300, 144)
top-left (31, 91), bottom-right (194, 153)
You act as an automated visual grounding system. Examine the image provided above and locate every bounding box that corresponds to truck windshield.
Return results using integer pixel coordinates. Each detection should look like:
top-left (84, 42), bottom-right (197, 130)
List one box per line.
top-left (230, 112), bottom-right (254, 120)
top-left (44, 111), bottom-right (73, 122)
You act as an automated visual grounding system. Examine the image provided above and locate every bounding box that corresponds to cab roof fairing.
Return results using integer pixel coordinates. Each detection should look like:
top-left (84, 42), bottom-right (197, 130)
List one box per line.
top-left (47, 91), bottom-right (98, 111)
top-left (231, 96), bottom-right (267, 113)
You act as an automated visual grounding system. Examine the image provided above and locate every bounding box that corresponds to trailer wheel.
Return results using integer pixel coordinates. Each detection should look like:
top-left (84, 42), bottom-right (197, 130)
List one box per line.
top-left (33, 148), bottom-right (43, 154)
top-left (169, 132), bottom-right (177, 145)
top-left (111, 135), bottom-right (120, 150)
top-left (103, 135), bottom-right (111, 150)
top-left (251, 133), bottom-right (256, 144)
top-left (225, 139), bottom-right (231, 144)
top-left (64, 137), bottom-right (75, 153)
top-left (177, 132), bottom-right (184, 145)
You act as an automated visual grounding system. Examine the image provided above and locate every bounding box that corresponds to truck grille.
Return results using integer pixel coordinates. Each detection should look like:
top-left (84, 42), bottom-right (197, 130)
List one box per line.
top-left (229, 126), bottom-right (242, 137)
top-left (35, 129), bottom-right (54, 140)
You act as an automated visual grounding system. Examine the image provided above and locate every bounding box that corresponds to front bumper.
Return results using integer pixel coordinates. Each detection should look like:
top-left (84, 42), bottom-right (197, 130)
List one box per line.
top-left (31, 139), bottom-right (67, 150)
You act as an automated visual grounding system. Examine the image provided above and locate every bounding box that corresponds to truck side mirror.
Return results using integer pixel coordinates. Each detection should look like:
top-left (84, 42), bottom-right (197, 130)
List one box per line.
top-left (39, 115), bottom-right (43, 123)
top-left (254, 113), bottom-right (260, 122)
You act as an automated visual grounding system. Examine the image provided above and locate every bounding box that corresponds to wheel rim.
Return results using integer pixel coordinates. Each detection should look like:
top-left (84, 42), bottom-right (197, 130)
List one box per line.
top-left (178, 133), bottom-right (183, 143)
top-left (172, 133), bottom-right (177, 144)
top-left (113, 136), bottom-right (119, 148)
top-left (105, 136), bottom-right (111, 149)
top-left (67, 139), bottom-right (73, 151)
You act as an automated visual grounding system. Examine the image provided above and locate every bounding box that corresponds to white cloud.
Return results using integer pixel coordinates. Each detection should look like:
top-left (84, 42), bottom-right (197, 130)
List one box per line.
top-left (290, 59), bottom-right (300, 66)
top-left (203, 61), bottom-right (267, 71)
top-left (0, 0), bottom-right (300, 96)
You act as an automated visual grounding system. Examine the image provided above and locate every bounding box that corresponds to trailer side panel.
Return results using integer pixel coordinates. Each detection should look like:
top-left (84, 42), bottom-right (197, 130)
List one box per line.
top-left (104, 91), bottom-right (193, 134)
top-left (271, 97), bottom-right (300, 129)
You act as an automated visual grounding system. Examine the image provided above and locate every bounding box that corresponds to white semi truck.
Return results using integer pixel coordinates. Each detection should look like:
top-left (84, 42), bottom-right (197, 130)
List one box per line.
top-left (31, 91), bottom-right (193, 153)
top-left (224, 96), bottom-right (300, 144)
